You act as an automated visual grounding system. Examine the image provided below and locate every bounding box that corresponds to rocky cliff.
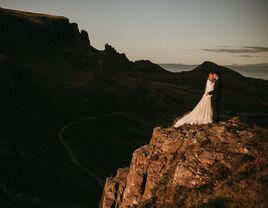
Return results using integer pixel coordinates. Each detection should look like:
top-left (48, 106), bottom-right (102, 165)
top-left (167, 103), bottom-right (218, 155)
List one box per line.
top-left (0, 7), bottom-right (90, 48)
top-left (100, 118), bottom-right (267, 208)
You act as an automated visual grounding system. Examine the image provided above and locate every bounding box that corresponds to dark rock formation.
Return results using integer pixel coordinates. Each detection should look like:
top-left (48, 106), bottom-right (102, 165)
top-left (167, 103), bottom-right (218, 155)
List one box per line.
top-left (100, 118), bottom-right (267, 208)
top-left (103, 43), bottom-right (129, 64)
top-left (80, 29), bottom-right (90, 45)
top-left (0, 7), bottom-right (88, 53)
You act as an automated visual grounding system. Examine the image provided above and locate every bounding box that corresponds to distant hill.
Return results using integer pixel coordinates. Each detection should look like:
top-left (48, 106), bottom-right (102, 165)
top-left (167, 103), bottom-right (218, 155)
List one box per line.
top-left (0, 7), bottom-right (267, 207)
top-left (160, 63), bottom-right (268, 80)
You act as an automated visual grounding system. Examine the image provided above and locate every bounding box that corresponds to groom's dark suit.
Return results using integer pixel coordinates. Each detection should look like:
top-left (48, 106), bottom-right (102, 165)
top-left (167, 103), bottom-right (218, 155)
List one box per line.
top-left (208, 78), bottom-right (222, 123)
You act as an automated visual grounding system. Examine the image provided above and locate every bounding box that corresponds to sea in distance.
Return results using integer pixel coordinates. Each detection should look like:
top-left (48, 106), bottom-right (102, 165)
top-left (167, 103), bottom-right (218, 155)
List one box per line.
top-left (160, 63), bottom-right (268, 80)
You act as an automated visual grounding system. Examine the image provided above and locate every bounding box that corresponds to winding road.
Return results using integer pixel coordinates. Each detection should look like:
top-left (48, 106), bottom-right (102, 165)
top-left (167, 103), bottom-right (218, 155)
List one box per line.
top-left (58, 112), bottom-right (130, 188)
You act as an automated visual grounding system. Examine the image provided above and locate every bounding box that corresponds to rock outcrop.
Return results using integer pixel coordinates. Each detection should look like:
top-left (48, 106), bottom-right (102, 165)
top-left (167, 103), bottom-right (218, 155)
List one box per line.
top-left (103, 43), bottom-right (129, 64)
top-left (100, 118), bottom-right (267, 208)
top-left (0, 7), bottom-right (90, 50)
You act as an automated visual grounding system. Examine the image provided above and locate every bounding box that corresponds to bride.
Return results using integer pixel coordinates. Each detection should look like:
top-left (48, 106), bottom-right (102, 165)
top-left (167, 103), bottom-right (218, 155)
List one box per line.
top-left (173, 73), bottom-right (215, 127)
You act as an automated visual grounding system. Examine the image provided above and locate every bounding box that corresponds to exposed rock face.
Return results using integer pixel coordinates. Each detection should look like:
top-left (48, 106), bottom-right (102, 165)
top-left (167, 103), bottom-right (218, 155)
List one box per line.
top-left (100, 118), bottom-right (267, 208)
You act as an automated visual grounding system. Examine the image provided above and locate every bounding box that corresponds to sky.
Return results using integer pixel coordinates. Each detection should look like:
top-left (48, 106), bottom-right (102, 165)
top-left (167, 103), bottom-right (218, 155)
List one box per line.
top-left (1, 0), bottom-right (268, 65)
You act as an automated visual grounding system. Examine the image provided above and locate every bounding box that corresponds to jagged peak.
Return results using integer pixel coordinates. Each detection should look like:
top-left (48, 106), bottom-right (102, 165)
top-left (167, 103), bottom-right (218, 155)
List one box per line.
top-left (104, 43), bottom-right (118, 53)
top-left (80, 30), bottom-right (90, 45)
top-left (103, 43), bottom-right (129, 63)
top-left (104, 43), bottom-right (125, 55)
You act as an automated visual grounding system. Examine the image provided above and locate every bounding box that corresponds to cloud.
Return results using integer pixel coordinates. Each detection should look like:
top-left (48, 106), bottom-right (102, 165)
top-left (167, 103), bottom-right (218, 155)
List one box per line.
top-left (203, 46), bottom-right (268, 53)
top-left (244, 46), bottom-right (268, 52)
top-left (231, 54), bottom-right (265, 58)
top-left (215, 45), bottom-right (229, 48)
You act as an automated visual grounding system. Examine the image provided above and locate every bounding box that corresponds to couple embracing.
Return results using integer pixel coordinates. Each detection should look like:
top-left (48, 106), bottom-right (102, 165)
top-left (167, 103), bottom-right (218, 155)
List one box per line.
top-left (173, 71), bottom-right (222, 128)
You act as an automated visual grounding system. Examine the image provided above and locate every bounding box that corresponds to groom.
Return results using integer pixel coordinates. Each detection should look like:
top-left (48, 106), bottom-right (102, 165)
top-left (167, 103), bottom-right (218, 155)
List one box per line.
top-left (206, 71), bottom-right (222, 123)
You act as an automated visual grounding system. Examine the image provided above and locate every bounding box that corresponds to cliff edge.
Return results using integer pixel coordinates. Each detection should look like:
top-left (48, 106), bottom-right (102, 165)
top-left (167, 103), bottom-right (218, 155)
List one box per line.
top-left (100, 118), bottom-right (267, 208)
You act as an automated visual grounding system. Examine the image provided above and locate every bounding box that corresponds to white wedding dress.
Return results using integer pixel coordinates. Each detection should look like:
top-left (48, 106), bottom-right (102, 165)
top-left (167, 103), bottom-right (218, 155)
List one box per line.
top-left (173, 79), bottom-right (214, 127)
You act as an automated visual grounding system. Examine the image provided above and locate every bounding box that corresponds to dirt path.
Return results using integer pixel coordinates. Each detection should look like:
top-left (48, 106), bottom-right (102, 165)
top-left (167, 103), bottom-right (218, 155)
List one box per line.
top-left (58, 112), bottom-right (130, 188)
